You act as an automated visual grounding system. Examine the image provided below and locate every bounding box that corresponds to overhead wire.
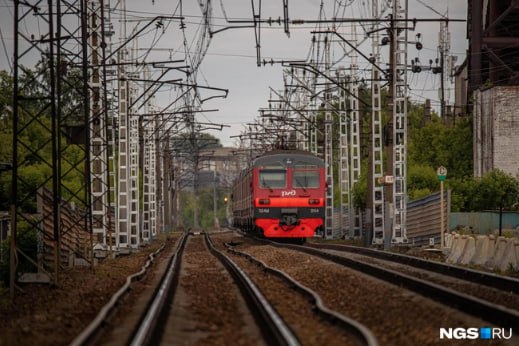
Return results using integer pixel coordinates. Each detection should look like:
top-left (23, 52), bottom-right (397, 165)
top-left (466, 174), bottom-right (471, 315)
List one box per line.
top-left (0, 22), bottom-right (12, 72)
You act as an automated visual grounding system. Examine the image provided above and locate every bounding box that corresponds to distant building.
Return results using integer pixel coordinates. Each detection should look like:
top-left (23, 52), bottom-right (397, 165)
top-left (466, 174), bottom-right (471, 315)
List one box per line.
top-left (199, 147), bottom-right (246, 189)
top-left (473, 86), bottom-right (519, 177)
top-left (465, 1), bottom-right (519, 177)
top-left (453, 59), bottom-right (468, 118)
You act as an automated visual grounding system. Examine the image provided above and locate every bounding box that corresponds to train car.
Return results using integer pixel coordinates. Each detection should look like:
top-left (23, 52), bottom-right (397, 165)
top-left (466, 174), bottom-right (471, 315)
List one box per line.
top-left (231, 150), bottom-right (326, 239)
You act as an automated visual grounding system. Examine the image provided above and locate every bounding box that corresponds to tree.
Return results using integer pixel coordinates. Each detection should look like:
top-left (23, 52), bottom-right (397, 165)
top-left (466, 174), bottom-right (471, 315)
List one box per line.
top-left (478, 170), bottom-right (519, 211)
top-left (448, 170), bottom-right (519, 212)
top-left (408, 115), bottom-right (472, 179)
top-left (352, 170), bottom-right (368, 211)
top-left (407, 164), bottom-right (437, 200)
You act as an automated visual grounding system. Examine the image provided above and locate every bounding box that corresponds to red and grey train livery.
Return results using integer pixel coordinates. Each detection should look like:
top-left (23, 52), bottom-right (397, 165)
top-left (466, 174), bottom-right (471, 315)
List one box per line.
top-left (231, 150), bottom-right (326, 239)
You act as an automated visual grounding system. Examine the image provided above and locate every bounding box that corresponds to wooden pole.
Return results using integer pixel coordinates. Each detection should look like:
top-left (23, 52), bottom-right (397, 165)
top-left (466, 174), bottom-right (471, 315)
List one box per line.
top-left (440, 180), bottom-right (444, 249)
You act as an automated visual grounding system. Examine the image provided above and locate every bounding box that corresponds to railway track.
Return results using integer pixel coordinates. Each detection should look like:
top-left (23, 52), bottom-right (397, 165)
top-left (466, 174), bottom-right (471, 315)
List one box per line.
top-left (203, 232), bottom-right (300, 346)
top-left (73, 232), bottom-right (294, 345)
top-left (209, 232), bottom-right (378, 346)
top-left (289, 242), bottom-right (519, 328)
top-left (226, 231), bottom-right (518, 345)
top-left (71, 229), bottom-right (518, 345)
top-left (70, 235), bottom-right (180, 346)
top-left (305, 241), bottom-right (519, 294)
top-left (76, 231), bottom-right (377, 345)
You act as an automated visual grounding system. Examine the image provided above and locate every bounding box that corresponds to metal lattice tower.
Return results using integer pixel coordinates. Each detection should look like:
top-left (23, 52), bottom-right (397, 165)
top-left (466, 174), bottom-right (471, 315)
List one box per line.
top-left (116, 51), bottom-right (129, 250)
top-left (371, 0), bottom-right (386, 244)
top-left (293, 70), bottom-right (309, 151)
top-left (324, 35), bottom-right (334, 239)
top-left (349, 53), bottom-right (362, 239)
top-left (338, 70), bottom-right (351, 240)
top-left (142, 67), bottom-right (157, 242)
top-left (291, 70), bottom-right (316, 153)
top-left (309, 104), bottom-right (318, 156)
top-left (11, 0), bottom-right (92, 294)
top-left (156, 124), bottom-right (165, 232)
top-left (99, 0), bottom-right (117, 252)
top-left (115, 0), bottom-right (140, 250)
top-left (87, 0), bottom-right (111, 251)
top-left (300, 74), bottom-right (311, 152)
top-left (127, 44), bottom-right (140, 248)
top-left (116, 0), bottom-right (129, 250)
top-left (439, 19), bottom-right (451, 111)
top-left (391, 0), bottom-right (408, 243)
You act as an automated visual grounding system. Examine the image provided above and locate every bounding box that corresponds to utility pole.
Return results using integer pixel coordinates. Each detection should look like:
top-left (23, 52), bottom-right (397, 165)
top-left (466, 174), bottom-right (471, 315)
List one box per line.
top-left (117, 0), bottom-right (130, 251)
top-left (324, 34), bottom-right (334, 239)
top-left (87, 0), bottom-right (111, 254)
top-left (439, 20), bottom-right (450, 118)
top-left (213, 170), bottom-right (218, 229)
top-left (384, 5), bottom-right (395, 249)
top-left (391, 0), bottom-right (409, 244)
top-left (339, 69), bottom-right (351, 240)
top-left (371, 0), bottom-right (385, 245)
top-left (349, 25), bottom-right (362, 239)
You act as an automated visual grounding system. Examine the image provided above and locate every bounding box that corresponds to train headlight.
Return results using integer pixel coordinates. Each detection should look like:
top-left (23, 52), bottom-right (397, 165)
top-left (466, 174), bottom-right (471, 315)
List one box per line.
top-left (259, 199), bottom-right (270, 205)
top-left (308, 199), bottom-right (320, 205)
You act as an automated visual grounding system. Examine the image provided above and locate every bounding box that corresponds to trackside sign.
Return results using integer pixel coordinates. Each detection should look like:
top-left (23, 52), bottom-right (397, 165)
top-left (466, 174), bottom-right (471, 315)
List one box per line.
top-left (439, 327), bottom-right (512, 340)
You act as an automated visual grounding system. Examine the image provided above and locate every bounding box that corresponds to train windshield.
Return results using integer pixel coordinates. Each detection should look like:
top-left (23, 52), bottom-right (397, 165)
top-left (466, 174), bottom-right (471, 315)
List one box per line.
top-left (292, 170), bottom-right (320, 188)
top-left (259, 169), bottom-right (286, 189)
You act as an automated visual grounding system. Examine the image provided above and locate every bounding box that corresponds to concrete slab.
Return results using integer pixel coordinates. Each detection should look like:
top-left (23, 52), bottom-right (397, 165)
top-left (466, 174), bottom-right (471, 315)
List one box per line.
top-left (495, 238), bottom-right (518, 271)
top-left (459, 236), bottom-right (476, 265)
top-left (445, 232), bottom-right (455, 249)
top-left (94, 249), bottom-right (107, 259)
top-left (74, 258), bottom-right (91, 267)
top-left (447, 234), bottom-right (468, 264)
top-left (18, 272), bottom-right (51, 284)
top-left (470, 235), bottom-right (495, 266)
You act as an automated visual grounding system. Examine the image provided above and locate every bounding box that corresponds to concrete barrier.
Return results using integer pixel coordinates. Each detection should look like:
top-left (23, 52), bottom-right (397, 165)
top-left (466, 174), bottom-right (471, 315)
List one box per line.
top-left (494, 238), bottom-right (518, 271)
top-left (459, 236), bottom-right (476, 265)
top-left (442, 233), bottom-right (519, 272)
top-left (447, 235), bottom-right (469, 264)
top-left (445, 232), bottom-right (455, 249)
top-left (445, 234), bottom-right (458, 261)
top-left (470, 235), bottom-right (494, 266)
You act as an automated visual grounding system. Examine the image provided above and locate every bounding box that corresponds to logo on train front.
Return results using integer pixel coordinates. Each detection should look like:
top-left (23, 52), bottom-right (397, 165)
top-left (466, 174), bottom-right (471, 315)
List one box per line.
top-left (439, 327), bottom-right (512, 340)
top-left (281, 189), bottom-right (296, 197)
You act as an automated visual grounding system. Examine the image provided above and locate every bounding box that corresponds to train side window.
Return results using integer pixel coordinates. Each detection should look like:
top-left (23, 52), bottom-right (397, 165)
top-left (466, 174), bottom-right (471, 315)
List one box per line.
top-left (293, 170), bottom-right (320, 188)
top-left (259, 170), bottom-right (286, 189)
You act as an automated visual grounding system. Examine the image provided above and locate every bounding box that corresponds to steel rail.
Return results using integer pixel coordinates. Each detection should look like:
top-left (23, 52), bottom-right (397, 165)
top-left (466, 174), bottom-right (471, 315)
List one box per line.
top-left (305, 242), bottom-right (519, 294)
top-left (71, 235), bottom-right (183, 346)
top-left (270, 242), bottom-right (519, 328)
top-left (224, 242), bottom-right (379, 346)
top-left (128, 232), bottom-right (189, 345)
top-left (204, 232), bottom-right (300, 346)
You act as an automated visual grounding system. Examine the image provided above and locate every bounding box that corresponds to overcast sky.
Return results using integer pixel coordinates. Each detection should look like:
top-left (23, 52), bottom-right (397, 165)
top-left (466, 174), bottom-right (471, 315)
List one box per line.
top-left (0, 0), bottom-right (467, 146)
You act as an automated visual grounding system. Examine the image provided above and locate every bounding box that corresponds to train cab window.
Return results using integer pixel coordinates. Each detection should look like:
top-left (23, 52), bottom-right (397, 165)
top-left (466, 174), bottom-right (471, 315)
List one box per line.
top-left (259, 169), bottom-right (286, 189)
top-left (292, 170), bottom-right (320, 188)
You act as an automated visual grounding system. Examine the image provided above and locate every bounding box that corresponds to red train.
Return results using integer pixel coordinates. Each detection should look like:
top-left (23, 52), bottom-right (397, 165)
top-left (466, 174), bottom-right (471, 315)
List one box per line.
top-left (231, 150), bottom-right (326, 239)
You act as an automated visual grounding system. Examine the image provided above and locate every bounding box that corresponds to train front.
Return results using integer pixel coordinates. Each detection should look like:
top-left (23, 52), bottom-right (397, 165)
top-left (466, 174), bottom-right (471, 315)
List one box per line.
top-left (252, 152), bottom-right (325, 239)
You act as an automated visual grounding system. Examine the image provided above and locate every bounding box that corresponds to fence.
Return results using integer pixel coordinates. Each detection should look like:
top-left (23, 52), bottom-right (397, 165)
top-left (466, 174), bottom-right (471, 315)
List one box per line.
top-left (37, 188), bottom-right (91, 270)
top-left (406, 191), bottom-right (450, 246)
top-left (450, 212), bottom-right (519, 234)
